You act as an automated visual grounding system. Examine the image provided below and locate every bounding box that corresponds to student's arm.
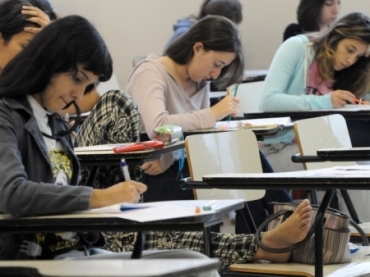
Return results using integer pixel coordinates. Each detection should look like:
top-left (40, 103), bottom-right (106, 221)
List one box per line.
top-left (0, 109), bottom-right (93, 217)
top-left (59, 90), bottom-right (101, 116)
top-left (260, 36), bottom-right (333, 112)
top-left (0, 106), bottom-right (145, 217)
top-left (126, 62), bottom-right (216, 135)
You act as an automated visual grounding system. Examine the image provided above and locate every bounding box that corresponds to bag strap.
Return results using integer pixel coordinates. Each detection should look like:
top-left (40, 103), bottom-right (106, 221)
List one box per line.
top-left (349, 219), bottom-right (369, 246)
top-left (255, 209), bottom-right (316, 253)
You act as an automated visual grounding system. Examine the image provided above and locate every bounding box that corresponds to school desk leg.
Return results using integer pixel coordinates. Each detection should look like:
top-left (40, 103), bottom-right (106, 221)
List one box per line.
top-left (131, 231), bottom-right (146, 259)
top-left (315, 189), bottom-right (335, 277)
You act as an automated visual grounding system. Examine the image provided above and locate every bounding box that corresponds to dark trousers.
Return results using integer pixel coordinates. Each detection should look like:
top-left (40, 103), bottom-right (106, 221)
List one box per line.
top-left (142, 151), bottom-right (292, 234)
top-left (347, 120), bottom-right (370, 147)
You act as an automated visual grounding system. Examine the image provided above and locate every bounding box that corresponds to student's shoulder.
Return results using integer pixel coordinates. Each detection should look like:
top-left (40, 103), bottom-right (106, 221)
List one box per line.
top-left (281, 34), bottom-right (309, 51)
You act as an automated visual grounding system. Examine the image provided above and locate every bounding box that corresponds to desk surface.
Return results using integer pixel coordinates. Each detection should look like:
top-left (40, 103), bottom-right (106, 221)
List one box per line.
top-left (0, 259), bottom-right (219, 277)
top-left (180, 166), bottom-right (370, 190)
top-left (230, 257), bottom-right (370, 277)
top-left (76, 141), bottom-right (184, 166)
top-left (244, 110), bottom-right (370, 121)
top-left (0, 200), bottom-right (244, 234)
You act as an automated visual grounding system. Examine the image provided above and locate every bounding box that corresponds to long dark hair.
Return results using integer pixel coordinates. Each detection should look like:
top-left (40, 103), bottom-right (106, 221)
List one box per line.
top-left (165, 15), bottom-right (244, 89)
top-left (309, 12), bottom-right (370, 97)
top-left (0, 0), bottom-right (40, 43)
top-left (0, 15), bottom-right (112, 98)
top-left (0, 15), bottom-right (112, 136)
top-left (297, 0), bottom-right (326, 32)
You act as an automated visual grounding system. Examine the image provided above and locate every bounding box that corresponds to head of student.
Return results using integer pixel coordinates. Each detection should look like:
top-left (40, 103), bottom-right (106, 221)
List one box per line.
top-left (197, 0), bottom-right (243, 24)
top-left (0, 0), bottom-right (42, 73)
top-left (0, 15), bottom-right (113, 114)
top-left (297, 0), bottom-right (341, 32)
top-left (311, 12), bottom-right (370, 96)
top-left (165, 15), bottom-right (244, 89)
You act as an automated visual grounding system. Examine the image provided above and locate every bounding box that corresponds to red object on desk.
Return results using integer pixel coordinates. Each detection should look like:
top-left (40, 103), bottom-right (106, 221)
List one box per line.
top-left (113, 141), bottom-right (164, 153)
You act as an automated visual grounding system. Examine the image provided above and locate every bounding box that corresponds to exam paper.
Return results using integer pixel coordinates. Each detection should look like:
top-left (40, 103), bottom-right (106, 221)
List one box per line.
top-left (215, 117), bottom-right (291, 129)
top-left (83, 202), bottom-right (216, 222)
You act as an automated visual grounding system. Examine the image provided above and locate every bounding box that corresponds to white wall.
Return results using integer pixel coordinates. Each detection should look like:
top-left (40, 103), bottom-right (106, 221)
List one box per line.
top-left (52, 0), bottom-right (370, 90)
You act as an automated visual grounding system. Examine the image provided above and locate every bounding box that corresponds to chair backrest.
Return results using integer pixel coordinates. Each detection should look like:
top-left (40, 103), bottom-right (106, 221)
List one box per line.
top-left (294, 114), bottom-right (355, 170)
top-left (96, 72), bottom-right (120, 95)
top-left (185, 129), bottom-right (265, 201)
top-left (236, 81), bottom-right (265, 117)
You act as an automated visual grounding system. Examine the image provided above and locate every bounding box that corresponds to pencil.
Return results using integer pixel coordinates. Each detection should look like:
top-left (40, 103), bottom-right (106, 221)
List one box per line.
top-left (226, 87), bottom-right (232, 122)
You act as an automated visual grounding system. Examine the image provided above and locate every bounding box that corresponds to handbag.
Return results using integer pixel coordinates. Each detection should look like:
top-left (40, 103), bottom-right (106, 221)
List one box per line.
top-left (255, 202), bottom-right (367, 264)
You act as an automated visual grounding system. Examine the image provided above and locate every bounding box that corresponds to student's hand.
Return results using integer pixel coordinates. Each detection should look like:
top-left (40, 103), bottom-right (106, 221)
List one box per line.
top-left (141, 160), bottom-right (164, 175)
top-left (22, 6), bottom-right (51, 34)
top-left (89, 181), bottom-right (147, 208)
top-left (331, 90), bottom-right (355, 108)
top-left (210, 95), bottom-right (240, 120)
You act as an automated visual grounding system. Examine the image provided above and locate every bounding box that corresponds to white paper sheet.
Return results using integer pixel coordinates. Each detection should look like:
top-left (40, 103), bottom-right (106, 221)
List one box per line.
top-left (204, 165), bottom-right (370, 179)
top-left (215, 117), bottom-right (291, 129)
top-left (80, 201), bottom-right (220, 222)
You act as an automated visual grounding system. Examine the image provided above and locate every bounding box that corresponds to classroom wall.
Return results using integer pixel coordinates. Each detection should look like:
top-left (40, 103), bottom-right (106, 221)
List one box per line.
top-left (52, 0), bottom-right (370, 90)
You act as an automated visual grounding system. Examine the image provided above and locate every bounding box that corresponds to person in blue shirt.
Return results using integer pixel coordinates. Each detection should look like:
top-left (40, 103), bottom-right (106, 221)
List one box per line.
top-left (262, 12), bottom-right (370, 113)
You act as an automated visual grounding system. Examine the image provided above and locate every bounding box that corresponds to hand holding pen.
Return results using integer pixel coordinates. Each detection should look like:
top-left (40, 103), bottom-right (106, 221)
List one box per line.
top-left (331, 90), bottom-right (355, 108)
top-left (210, 88), bottom-right (240, 121)
top-left (121, 159), bottom-right (145, 202)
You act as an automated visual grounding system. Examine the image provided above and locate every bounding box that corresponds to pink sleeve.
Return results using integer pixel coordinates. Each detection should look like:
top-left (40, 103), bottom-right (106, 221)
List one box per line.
top-left (126, 62), bottom-right (216, 136)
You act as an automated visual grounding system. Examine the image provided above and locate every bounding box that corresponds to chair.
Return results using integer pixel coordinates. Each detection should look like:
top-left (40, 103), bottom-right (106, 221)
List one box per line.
top-left (293, 114), bottom-right (367, 223)
top-left (185, 129), bottom-right (266, 233)
top-left (234, 81), bottom-right (265, 117)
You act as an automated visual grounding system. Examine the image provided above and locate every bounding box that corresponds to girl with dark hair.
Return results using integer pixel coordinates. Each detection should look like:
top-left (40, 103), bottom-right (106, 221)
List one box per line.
top-left (164, 0), bottom-right (243, 52)
top-left (283, 0), bottom-right (341, 41)
top-left (126, 15), bottom-right (292, 232)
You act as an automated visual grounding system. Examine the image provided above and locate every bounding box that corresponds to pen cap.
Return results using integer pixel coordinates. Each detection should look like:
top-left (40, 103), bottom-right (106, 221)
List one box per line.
top-left (120, 159), bottom-right (128, 167)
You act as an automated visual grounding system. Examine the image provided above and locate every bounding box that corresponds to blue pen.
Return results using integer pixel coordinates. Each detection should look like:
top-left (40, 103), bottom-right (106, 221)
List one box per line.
top-left (120, 159), bottom-right (130, 181)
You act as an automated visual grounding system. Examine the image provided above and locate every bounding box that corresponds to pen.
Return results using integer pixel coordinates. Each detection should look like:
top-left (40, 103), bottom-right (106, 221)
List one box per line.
top-left (120, 159), bottom-right (130, 181)
top-left (226, 87), bottom-right (232, 122)
top-left (354, 97), bottom-right (368, 105)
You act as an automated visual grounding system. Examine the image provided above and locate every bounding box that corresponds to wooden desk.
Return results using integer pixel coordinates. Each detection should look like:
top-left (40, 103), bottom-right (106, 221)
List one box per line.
top-left (229, 257), bottom-right (370, 277)
top-left (244, 110), bottom-right (370, 121)
top-left (0, 200), bottom-right (244, 258)
top-left (184, 125), bottom-right (284, 141)
top-left (0, 259), bottom-right (220, 277)
top-left (180, 167), bottom-right (370, 277)
top-left (76, 141), bottom-right (184, 186)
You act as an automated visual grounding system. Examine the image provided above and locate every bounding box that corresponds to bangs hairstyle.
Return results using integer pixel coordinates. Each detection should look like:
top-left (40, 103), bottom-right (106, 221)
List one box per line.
top-left (309, 12), bottom-right (370, 97)
top-left (0, 15), bottom-right (113, 98)
top-left (0, 0), bottom-right (40, 43)
top-left (297, 0), bottom-right (325, 32)
top-left (165, 15), bottom-right (244, 89)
